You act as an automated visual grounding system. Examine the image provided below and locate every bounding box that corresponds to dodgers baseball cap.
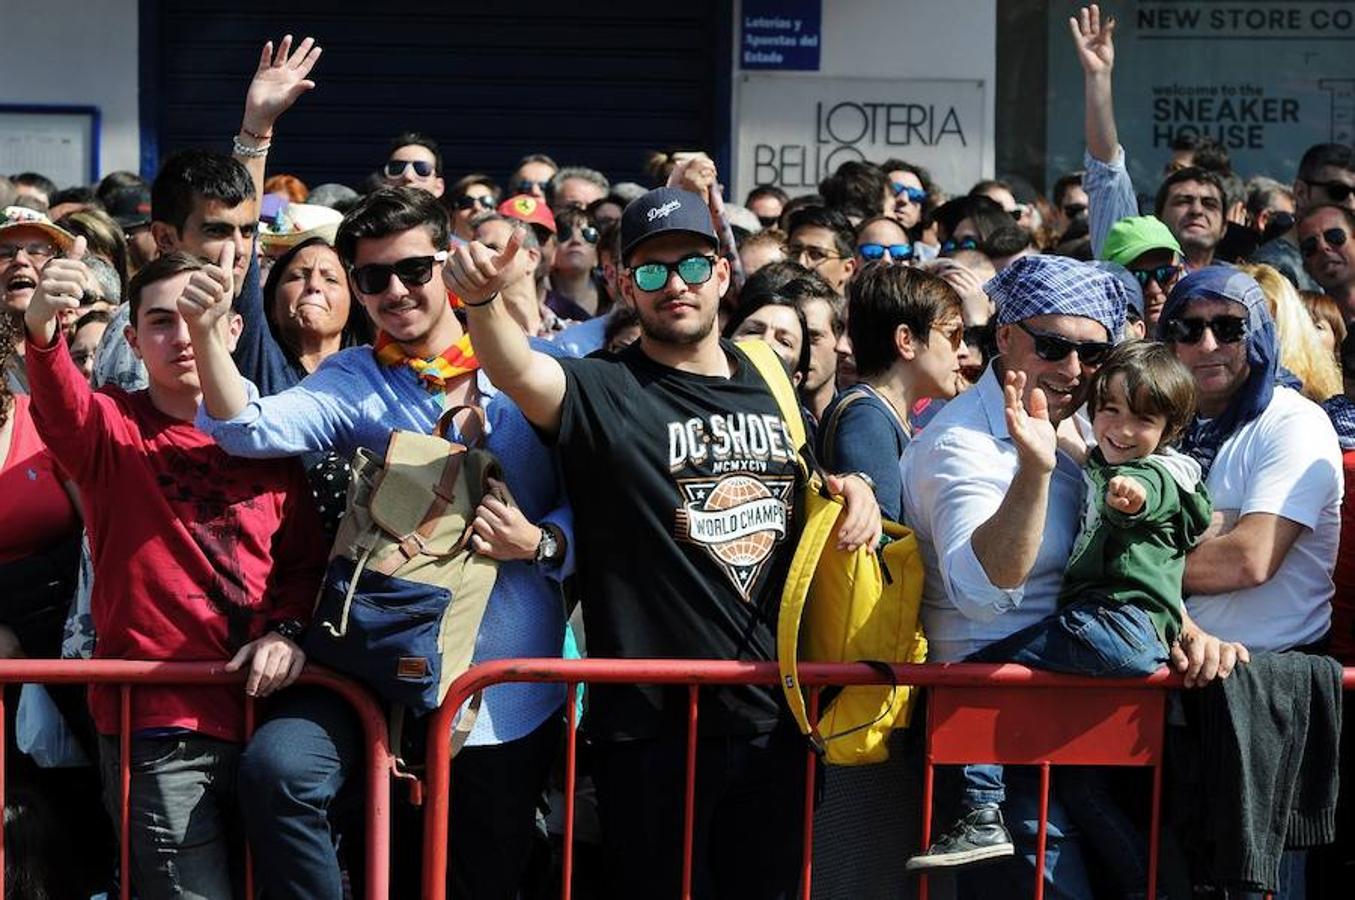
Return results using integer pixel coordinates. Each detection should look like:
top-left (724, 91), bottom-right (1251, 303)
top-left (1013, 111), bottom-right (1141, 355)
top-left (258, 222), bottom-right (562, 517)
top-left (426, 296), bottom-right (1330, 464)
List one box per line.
top-left (620, 187), bottom-right (718, 261)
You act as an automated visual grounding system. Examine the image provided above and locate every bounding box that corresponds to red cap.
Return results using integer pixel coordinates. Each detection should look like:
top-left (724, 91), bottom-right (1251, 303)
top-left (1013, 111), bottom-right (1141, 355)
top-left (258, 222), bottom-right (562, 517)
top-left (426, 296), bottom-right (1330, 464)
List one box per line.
top-left (498, 194), bottom-right (556, 234)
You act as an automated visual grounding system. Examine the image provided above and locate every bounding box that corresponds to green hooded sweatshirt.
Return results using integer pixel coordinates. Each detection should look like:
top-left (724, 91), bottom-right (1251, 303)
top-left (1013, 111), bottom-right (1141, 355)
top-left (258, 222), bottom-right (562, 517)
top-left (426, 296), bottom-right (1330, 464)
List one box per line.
top-left (1060, 447), bottom-right (1213, 647)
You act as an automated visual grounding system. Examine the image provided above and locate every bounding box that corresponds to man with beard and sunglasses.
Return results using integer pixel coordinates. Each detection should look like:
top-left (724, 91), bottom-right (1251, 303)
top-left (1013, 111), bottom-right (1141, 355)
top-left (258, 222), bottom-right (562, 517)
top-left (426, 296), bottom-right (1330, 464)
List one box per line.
top-left (187, 186), bottom-right (574, 900)
top-left (900, 255), bottom-right (1246, 898)
top-left (443, 185), bottom-right (881, 899)
top-left (1255, 143), bottom-right (1355, 293)
top-left (1298, 205), bottom-right (1355, 319)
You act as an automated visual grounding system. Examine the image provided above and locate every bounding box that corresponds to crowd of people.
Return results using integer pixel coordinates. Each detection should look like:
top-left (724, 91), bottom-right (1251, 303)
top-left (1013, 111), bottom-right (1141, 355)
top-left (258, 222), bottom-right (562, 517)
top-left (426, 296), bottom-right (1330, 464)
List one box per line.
top-left (1, 5), bottom-right (1353, 899)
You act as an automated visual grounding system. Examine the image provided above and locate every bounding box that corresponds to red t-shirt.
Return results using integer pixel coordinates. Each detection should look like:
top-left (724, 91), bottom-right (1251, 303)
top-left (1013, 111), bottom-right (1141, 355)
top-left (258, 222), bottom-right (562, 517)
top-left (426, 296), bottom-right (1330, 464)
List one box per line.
top-left (26, 337), bottom-right (326, 741)
top-left (0, 394), bottom-right (78, 565)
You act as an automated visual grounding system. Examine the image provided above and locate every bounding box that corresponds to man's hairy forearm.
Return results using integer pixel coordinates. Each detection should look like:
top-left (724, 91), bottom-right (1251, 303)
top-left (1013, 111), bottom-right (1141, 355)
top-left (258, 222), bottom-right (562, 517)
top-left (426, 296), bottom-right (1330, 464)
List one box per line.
top-left (464, 297), bottom-right (535, 390)
top-left (1085, 71), bottom-right (1118, 163)
top-left (970, 464), bottom-right (1052, 590)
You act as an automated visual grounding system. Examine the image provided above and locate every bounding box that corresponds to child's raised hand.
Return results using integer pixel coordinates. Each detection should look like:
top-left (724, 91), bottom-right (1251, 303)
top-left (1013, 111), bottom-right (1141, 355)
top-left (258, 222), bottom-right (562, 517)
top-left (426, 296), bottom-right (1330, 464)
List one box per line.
top-left (1105, 475), bottom-right (1146, 515)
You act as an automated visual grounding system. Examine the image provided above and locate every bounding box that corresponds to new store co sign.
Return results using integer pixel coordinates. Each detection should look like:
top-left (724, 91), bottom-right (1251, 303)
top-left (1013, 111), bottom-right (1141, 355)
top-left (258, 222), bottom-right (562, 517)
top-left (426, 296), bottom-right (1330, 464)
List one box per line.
top-left (736, 75), bottom-right (987, 196)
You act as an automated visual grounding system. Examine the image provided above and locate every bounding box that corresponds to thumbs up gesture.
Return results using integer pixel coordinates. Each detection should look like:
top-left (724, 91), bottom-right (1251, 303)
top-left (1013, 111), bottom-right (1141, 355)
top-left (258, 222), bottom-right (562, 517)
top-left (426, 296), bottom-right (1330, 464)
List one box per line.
top-left (25, 236), bottom-right (90, 343)
top-left (442, 226), bottom-right (525, 307)
top-left (178, 242), bottom-right (237, 333)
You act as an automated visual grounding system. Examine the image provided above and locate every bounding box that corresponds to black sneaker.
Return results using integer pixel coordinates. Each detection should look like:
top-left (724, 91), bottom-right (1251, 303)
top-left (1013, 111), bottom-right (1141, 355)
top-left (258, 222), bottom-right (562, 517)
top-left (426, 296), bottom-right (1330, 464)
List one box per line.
top-left (905, 807), bottom-right (1015, 872)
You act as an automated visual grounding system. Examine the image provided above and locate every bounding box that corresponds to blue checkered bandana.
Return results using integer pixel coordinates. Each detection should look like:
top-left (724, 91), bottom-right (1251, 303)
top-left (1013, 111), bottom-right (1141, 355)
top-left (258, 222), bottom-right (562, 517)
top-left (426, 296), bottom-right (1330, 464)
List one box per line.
top-left (988, 255), bottom-right (1126, 342)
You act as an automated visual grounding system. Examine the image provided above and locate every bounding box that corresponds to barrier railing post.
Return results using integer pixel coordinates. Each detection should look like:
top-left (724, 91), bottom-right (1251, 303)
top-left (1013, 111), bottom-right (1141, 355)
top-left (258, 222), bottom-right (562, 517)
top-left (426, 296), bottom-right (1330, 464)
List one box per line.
top-left (0, 687), bottom-right (6, 900)
top-left (799, 687), bottom-right (820, 900)
top-left (682, 684), bottom-right (700, 900)
top-left (561, 683), bottom-right (578, 900)
top-left (119, 685), bottom-right (131, 900)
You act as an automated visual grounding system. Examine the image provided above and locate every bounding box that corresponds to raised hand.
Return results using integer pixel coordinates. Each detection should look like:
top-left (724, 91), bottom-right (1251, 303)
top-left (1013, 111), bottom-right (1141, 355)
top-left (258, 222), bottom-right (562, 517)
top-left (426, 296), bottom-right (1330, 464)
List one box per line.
top-left (242, 34), bottom-right (322, 135)
top-left (1003, 369), bottom-right (1057, 474)
top-left (1106, 475), bottom-right (1147, 514)
top-left (25, 236), bottom-right (89, 341)
top-left (443, 227), bottom-right (525, 306)
top-left (1069, 4), bottom-right (1115, 76)
top-left (178, 242), bottom-right (236, 333)
top-left (668, 155), bottom-right (718, 204)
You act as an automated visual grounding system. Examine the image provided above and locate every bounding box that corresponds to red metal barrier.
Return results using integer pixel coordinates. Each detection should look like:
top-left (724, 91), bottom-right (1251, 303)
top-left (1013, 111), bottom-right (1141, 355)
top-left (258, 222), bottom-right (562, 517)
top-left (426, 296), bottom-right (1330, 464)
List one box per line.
top-left (422, 658), bottom-right (1355, 900)
top-left (0, 660), bottom-right (394, 900)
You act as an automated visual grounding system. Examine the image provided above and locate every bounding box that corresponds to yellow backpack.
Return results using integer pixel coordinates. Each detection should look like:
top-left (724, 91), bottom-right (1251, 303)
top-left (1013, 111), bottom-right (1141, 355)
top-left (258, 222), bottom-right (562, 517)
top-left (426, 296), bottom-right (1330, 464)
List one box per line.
top-left (739, 340), bottom-right (928, 765)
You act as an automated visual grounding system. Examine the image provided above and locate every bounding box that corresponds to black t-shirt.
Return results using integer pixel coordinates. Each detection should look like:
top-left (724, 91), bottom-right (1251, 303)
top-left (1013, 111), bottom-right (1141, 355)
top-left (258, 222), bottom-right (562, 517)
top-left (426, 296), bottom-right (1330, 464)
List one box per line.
top-left (552, 338), bottom-right (804, 741)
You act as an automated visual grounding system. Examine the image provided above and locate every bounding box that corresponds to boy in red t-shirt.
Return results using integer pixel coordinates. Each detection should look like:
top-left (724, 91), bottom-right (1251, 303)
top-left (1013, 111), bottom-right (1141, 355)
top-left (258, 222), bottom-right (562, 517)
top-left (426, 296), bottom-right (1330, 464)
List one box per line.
top-left (24, 242), bottom-right (325, 900)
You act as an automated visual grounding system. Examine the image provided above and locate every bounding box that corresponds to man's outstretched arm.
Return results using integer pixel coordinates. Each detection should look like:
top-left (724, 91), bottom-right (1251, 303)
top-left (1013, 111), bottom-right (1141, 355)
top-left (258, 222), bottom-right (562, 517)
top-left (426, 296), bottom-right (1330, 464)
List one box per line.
top-left (444, 227), bottom-right (568, 434)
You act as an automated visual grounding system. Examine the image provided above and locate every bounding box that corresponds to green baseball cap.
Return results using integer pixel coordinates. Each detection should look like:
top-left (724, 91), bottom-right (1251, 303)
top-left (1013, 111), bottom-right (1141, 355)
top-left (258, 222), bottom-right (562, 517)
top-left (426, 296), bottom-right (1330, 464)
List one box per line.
top-left (1100, 215), bottom-right (1182, 266)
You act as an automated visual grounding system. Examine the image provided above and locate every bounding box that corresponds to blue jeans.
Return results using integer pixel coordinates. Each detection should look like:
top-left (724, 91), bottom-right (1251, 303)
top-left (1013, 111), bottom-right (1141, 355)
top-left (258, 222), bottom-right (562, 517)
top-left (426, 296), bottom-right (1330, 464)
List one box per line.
top-left (963, 599), bottom-right (1168, 897)
top-left (97, 733), bottom-right (242, 900)
top-left (238, 687), bottom-right (563, 900)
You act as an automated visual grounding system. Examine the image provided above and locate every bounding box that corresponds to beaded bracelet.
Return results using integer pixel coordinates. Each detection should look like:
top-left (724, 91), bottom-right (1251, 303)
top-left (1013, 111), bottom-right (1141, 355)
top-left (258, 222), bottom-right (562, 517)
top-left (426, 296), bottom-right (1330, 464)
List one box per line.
top-left (461, 292), bottom-right (499, 308)
top-left (232, 136), bottom-right (271, 158)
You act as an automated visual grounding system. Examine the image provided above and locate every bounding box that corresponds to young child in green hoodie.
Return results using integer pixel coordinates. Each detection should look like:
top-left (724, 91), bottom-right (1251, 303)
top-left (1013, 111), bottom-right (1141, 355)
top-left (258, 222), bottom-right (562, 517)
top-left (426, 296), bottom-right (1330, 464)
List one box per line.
top-left (910, 340), bottom-right (1212, 876)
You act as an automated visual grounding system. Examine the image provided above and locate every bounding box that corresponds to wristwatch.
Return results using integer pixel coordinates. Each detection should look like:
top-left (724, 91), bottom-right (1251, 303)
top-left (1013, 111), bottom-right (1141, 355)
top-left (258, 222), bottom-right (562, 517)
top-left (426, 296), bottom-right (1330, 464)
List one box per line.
top-left (269, 619), bottom-right (306, 643)
top-left (851, 471), bottom-right (877, 491)
top-left (535, 524), bottom-right (562, 565)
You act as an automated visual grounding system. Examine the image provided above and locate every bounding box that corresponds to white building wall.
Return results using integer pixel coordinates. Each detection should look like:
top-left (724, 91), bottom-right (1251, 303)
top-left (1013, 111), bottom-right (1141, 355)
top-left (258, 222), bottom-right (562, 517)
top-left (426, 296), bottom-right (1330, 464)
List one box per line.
top-left (0, 0), bottom-right (141, 184)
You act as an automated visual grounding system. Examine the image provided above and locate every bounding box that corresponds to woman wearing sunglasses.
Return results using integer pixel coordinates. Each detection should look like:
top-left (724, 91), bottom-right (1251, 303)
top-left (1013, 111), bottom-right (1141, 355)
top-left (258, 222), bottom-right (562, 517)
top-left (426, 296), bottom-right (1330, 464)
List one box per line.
top-left (818, 264), bottom-right (966, 524)
top-left (444, 174), bottom-right (500, 244)
top-left (546, 206), bottom-right (609, 322)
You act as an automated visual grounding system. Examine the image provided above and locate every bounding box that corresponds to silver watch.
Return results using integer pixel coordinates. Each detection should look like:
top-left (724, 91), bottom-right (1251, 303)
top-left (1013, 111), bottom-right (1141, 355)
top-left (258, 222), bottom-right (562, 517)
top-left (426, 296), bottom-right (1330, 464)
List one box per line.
top-left (851, 471), bottom-right (877, 491)
top-left (535, 525), bottom-right (560, 565)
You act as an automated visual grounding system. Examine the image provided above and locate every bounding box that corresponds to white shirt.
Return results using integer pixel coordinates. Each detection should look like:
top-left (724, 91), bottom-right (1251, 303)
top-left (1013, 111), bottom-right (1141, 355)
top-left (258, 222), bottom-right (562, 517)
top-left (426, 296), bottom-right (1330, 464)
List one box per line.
top-left (900, 366), bottom-right (1089, 662)
top-left (1185, 387), bottom-right (1343, 651)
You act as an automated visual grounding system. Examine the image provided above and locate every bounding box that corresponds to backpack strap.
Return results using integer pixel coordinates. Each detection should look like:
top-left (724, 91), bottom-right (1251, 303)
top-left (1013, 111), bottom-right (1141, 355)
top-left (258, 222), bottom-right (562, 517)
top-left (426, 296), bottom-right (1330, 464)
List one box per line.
top-left (819, 389), bottom-right (868, 471)
top-left (737, 339), bottom-right (841, 748)
top-left (735, 340), bottom-right (812, 481)
top-left (436, 404), bottom-right (489, 448)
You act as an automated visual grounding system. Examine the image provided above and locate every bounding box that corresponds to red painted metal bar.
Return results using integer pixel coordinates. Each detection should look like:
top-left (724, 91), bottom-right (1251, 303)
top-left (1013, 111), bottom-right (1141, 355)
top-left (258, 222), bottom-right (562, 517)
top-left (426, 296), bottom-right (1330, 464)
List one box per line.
top-left (119, 685), bottom-right (131, 900)
top-left (682, 684), bottom-right (700, 900)
top-left (0, 661), bottom-right (392, 900)
top-left (799, 687), bottom-right (820, 900)
top-left (561, 684), bottom-right (578, 900)
top-left (420, 659), bottom-right (1355, 900)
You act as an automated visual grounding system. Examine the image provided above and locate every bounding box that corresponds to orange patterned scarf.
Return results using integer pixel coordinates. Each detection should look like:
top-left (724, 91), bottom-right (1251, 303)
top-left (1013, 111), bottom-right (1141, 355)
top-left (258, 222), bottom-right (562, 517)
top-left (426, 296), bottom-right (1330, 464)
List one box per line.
top-left (373, 331), bottom-right (478, 392)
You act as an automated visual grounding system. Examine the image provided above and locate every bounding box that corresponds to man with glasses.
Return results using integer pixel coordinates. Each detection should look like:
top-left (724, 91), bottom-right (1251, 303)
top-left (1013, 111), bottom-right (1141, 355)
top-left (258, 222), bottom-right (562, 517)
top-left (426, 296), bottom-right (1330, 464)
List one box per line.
top-left (745, 184), bottom-right (789, 229)
top-left (549, 166), bottom-right (609, 212)
top-left (1051, 171), bottom-right (1088, 239)
top-left (1160, 268), bottom-right (1342, 897)
top-left (1, 206), bottom-right (74, 392)
top-left (901, 255), bottom-right (1245, 896)
top-left (881, 158), bottom-right (933, 232)
top-left (1100, 215), bottom-right (1184, 330)
top-left (188, 185), bottom-right (574, 900)
top-left (786, 205), bottom-right (857, 296)
top-left (444, 185), bottom-right (881, 899)
top-left (446, 173), bottom-right (500, 244)
top-left (509, 152), bottom-right (559, 201)
top-left (1299, 205), bottom-right (1355, 320)
top-left (1255, 143), bottom-right (1355, 292)
top-left (380, 131), bottom-right (445, 198)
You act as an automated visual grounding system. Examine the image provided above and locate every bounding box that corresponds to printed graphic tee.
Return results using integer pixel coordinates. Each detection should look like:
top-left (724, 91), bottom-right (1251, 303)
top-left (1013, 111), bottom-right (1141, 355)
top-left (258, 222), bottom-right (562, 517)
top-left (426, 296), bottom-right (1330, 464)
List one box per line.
top-left (552, 339), bottom-right (803, 740)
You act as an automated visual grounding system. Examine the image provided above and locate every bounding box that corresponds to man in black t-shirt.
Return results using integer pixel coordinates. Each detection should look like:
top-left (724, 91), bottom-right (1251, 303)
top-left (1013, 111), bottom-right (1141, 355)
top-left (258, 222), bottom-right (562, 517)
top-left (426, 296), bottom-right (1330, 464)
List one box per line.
top-left (445, 186), bottom-right (880, 899)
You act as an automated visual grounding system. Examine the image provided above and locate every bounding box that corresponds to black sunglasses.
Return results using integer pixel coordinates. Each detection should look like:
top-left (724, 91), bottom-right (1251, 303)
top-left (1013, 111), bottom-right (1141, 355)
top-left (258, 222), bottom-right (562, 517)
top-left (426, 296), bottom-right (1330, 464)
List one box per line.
top-left (515, 179), bottom-right (551, 194)
top-left (1165, 315), bottom-right (1247, 345)
top-left (1130, 264), bottom-right (1183, 289)
top-left (350, 251), bottom-right (448, 295)
top-left (1300, 227), bottom-right (1349, 257)
top-left (558, 223), bottom-right (599, 244)
top-left (756, 214), bottom-right (779, 228)
top-left (384, 159), bottom-right (436, 179)
top-left (454, 194), bottom-right (495, 212)
top-left (1017, 320), bottom-right (1112, 366)
top-left (1062, 203), bottom-right (1088, 219)
top-left (1305, 178), bottom-right (1355, 203)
